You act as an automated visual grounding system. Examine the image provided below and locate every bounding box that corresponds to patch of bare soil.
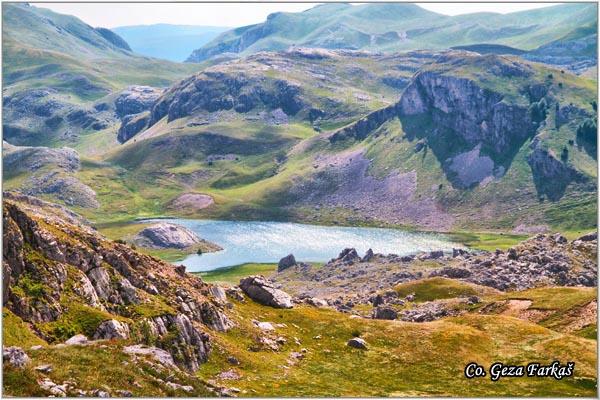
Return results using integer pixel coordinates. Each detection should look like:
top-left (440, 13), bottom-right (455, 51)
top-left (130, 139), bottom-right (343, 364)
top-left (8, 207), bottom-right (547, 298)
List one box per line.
top-left (168, 193), bottom-right (214, 212)
top-left (562, 300), bottom-right (598, 333)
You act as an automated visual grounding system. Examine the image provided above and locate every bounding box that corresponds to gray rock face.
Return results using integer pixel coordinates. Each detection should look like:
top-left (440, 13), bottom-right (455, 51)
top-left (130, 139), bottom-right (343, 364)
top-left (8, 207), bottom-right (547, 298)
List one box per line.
top-left (399, 66), bottom-right (535, 158)
top-left (278, 254), bottom-right (297, 272)
top-left (527, 143), bottom-right (587, 201)
top-left (117, 111), bottom-right (150, 143)
top-left (239, 276), bottom-right (293, 308)
top-left (446, 144), bottom-right (499, 188)
top-left (3, 346), bottom-right (31, 368)
top-left (115, 86), bottom-right (163, 117)
top-left (149, 71), bottom-right (305, 126)
top-left (141, 313), bottom-right (212, 371)
top-left (347, 337), bottom-right (368, 349)
top-left (329, 103), bottom-right (399, 142)
top-left (93, 319), bottom-right (130, 340)
top-left (135, 223), bottom-right (201, 249)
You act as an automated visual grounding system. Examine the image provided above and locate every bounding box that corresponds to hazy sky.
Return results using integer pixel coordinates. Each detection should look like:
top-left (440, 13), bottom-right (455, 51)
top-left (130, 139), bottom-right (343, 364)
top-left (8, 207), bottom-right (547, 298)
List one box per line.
top-left (31, 2), bottom-right (563, 28)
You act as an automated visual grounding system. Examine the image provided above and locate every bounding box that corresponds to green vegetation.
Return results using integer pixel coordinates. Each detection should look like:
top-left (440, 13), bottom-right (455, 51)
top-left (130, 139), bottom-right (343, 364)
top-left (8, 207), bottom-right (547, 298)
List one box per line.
top-left (3, 343), bottom-right (213, 397)
top-left (448, 232), bottom-right (528, 251)
top-left (197, 297), bottom-right (596, 396)
top-left (38, 303), bottom-right (125, 343)
top-left (2, 308), bottom-right (46, 348)
top-left (393, 277), bottom-right (488, 302)
top-left (197, 263), bottom-right (278, 285)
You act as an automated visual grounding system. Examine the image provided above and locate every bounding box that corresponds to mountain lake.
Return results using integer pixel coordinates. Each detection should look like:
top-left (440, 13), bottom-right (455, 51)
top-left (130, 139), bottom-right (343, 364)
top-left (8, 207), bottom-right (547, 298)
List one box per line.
top-left (147, 219), bottom-right (463, 272)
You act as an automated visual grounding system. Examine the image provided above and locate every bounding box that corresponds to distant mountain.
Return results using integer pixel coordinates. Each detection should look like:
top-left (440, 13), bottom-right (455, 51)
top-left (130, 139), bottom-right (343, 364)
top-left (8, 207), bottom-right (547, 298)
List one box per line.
top-left (113, 24), bottom-right (229, 62)
top-left (186, 2), bottom-right (598, 62)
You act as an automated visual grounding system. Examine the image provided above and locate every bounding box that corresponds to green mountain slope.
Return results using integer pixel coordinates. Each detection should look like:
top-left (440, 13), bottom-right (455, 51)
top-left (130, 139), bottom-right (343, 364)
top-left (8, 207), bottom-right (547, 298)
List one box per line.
top-left (186, 3), bottom-right (597, 62)
top-left (2, 3), bottom-right (200, 147)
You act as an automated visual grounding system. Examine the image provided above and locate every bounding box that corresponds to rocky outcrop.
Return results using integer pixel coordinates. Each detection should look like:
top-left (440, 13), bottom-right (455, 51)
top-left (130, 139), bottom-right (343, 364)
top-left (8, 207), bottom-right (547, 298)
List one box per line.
top-left (93, 319), bottom-right (130, 340)
top-left (3, 143), bottom-right (99, 208)
top-left (3, 346), bottom-right (31, 368)
top-left (432, 233), bottom-right (597, 290)
top-left (117, 111), bottom-right (150, 143)
top-left (149, 70), bottom-right (305, 126)
top-left (239, 276), bottom-right (293, 308)
top-left (115, 86), bottom-right (163, 118)
top-left (141, 314), bottom-right (211, 371)
top-left (329, 103), bottom-right (399, 142)
top-left (372, 306), bottom-right (398, 320)
top-left (2, 195), bottom-right (233, 372)
top-left (527, 142), bottom-right (588, 201)
top-left (134, 223), bottom-right (201, 249)
top-left (123, 345), bottom-right (177, 368)
top-left (278, 254), bottom-right (297, 272)
top-left (3, 142), bottom-right (80, 174)
top-left (398, 62), bottom-right (536, 159)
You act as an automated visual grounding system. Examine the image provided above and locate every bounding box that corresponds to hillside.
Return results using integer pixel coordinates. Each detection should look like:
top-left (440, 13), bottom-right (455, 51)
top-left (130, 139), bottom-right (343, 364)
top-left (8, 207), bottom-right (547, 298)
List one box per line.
top-left (3, 194), bottom-right (597, 396)
top-left (2, 3), bottom-right (200, 147)
top-left (186, 3), bottom-right (597, 62)
top-left (113, 24), bottom-right (229, 62)
top-left (75, 50), bottom-right (597, 232)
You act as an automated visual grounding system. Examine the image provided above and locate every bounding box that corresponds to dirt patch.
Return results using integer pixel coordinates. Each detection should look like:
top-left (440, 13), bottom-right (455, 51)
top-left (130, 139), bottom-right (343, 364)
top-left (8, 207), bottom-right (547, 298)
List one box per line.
top-left (168, 193), bottom-right (214, 212)
top-left (501, 299), bottom-right (533, 317)
top-left (562, 300), bottom-right (597, 333)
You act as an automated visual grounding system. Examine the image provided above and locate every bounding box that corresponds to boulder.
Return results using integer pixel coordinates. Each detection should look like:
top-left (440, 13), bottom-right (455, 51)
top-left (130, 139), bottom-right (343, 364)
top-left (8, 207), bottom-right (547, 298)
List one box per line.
top-left (226, 286), bottom-right (245, 301)
top-left (93, 319), bottom-right (130, 340)
top-left (278, 254), bottom-right (297, 272)
top-left (3, 346), bottom-right (30, 368)
top-left (65, 334), bottom-right (88, 345)
top-left (35, 364), bottom-right (53, 373)
top-left (429, 250), bottom-right (444, 259)
top-left (209, 285), bottom-right (227, 302)
top-left (305, 297), bottom-right (328, 307)
top-left (372, 306), bottom-right (398, 320)
top-left (123, 345), bottom-right (177, 369)
top-left (239, 276), bottom-right (293, 308)
top-left (347, 337), bottom-right (368, 350)
top-left (38, 378), bottom-right (68, 397)
top-left (135, 223), bottom-right (202, 249)
top-left (338, 248), bottom-right (359, 262)
top-left (578, 232), bottom-right (597, 242)
top-left (361, 248), bottom-right (374, 262)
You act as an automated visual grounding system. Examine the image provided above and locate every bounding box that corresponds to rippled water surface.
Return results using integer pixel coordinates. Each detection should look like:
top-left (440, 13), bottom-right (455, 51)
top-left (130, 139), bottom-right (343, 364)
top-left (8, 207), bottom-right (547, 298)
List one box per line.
top-left (154, 219), bottom-right (461, 272)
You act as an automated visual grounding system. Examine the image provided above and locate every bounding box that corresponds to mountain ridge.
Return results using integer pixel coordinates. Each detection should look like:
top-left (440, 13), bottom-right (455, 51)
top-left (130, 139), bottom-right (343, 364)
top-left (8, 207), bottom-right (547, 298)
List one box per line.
top-left (186, 2), bottom-right (597, 62)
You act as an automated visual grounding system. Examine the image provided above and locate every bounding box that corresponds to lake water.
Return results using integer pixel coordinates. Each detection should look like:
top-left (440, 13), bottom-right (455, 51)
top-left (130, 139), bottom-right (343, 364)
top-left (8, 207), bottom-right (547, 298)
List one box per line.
top-left (151, 219), bottom-right (462, 272)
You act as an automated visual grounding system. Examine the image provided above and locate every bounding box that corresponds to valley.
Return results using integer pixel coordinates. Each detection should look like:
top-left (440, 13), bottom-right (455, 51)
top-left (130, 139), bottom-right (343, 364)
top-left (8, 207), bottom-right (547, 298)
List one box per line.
top-left (1, 2), bottom-right (598, 397)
